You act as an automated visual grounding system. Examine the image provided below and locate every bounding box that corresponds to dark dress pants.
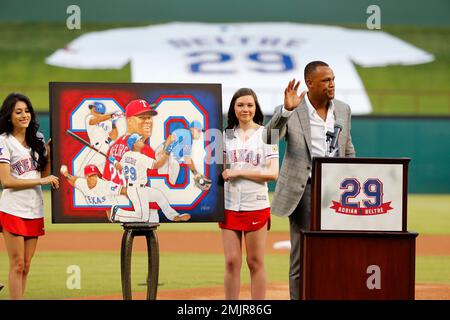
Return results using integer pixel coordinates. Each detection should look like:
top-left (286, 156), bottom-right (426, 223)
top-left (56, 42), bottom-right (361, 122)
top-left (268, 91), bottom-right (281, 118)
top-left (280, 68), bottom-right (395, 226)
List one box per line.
top-left (288, 182), bottom-right (311, 300)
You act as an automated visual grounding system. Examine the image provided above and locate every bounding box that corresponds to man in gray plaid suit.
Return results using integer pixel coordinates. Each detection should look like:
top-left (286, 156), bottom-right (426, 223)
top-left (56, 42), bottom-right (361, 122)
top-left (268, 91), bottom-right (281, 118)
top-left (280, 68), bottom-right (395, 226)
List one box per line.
top-left (264, 61), bottom-right (356, 299)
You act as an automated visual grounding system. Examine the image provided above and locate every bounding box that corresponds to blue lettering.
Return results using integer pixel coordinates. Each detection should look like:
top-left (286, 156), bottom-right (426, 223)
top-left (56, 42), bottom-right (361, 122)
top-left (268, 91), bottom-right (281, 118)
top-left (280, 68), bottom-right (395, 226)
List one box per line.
top-left (167, 39), bottom-right (191, 48)
top-left (168, 36), bottom-right (305, 49)
top-left (85, 196), bottom-right (107, 205)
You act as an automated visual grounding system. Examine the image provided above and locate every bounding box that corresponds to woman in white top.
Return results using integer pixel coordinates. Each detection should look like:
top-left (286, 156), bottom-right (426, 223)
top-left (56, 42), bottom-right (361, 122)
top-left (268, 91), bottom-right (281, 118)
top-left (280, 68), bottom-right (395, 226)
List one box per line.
top-left (220, 88), bottom-right (279, 300)
top-left (0, 93), bottom-right (59, 299)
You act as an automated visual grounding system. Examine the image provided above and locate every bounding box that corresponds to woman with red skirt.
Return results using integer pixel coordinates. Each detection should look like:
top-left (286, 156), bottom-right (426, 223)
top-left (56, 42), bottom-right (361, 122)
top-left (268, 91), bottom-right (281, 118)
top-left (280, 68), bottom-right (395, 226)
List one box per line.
top-left (220, 88), bottom-right (279, 299)
top-left (0, 93), bottom-right (59, 299)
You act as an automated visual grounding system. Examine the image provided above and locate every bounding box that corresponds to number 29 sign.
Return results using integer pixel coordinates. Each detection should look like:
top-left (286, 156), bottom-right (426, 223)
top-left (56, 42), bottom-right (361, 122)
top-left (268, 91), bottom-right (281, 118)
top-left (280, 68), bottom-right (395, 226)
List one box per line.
top-left (50, 82), bottom-right (223, 224)
top-left (319, 161), bottom-right (405, 231)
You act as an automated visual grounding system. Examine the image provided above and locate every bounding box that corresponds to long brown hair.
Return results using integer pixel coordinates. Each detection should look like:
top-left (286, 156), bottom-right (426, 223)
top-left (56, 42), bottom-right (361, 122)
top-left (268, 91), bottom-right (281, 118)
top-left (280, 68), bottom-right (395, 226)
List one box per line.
top-left (0, 93), bottom-right (48, 171)
top-left (225, 88), bottom-right (264, 130)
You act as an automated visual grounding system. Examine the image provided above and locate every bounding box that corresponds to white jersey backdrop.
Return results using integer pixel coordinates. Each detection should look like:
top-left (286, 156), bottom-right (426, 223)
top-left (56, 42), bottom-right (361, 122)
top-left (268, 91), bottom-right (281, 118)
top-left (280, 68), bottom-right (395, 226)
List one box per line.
top-left (46, 22), bottom-right (434, 115)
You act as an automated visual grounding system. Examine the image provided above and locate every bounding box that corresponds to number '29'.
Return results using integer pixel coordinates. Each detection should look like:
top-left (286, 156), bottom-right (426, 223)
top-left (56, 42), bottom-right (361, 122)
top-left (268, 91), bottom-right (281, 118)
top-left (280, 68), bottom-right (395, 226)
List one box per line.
top-left (340, 178), bottom-right (384, 208)
top-left (188, 51), bottom-right (294, 74)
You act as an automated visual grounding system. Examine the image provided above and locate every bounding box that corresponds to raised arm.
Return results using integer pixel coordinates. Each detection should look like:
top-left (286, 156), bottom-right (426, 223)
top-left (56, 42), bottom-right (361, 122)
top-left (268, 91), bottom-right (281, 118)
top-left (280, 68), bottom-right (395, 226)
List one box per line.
top-left (153, 133), bottom-right (176, 169)
top-left (262, 79), bottom-right (306, 144)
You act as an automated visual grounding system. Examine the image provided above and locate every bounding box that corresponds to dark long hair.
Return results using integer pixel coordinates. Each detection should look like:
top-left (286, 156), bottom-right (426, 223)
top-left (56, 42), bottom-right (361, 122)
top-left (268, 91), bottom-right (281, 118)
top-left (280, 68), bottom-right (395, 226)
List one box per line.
top-left (0, 93), bottom-right (48, 171)
top-left (225, 88), bottom-right (264, 130)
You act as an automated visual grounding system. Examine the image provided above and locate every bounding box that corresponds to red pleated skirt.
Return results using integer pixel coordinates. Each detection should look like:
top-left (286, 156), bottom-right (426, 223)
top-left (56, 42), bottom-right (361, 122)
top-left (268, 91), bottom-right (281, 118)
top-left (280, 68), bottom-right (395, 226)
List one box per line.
top-left (219, 207), bottom-right (271, 232)
top-left (0, 211), bottom-right (45, 237)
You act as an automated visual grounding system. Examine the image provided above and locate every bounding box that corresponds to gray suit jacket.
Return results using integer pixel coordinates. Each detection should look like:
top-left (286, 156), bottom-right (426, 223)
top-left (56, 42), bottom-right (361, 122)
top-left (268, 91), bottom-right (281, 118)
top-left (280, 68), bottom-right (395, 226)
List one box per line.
top-left (263, 99), bottom-right (356, 217)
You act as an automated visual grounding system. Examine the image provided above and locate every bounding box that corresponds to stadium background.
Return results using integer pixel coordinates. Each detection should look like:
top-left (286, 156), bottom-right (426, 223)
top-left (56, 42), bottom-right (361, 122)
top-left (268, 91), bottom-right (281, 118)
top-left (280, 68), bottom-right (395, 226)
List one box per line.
top-left (0, 0), bottom-right (449, 299)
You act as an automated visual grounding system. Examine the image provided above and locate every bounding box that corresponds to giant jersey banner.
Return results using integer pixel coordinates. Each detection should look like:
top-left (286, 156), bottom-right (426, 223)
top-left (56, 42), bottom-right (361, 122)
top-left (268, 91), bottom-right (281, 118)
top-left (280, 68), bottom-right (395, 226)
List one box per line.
top-left (50, 82), bottom-right (223, 223)
top-left (46, 22), bottom-right (434, 115)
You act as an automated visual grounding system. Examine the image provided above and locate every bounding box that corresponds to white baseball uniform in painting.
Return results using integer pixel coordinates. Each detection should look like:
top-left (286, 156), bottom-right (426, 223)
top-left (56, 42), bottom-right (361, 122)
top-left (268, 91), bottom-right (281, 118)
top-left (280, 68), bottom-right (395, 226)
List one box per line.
top-left (82, 114), bottom-right (114, 170)
top-left (74, 177), bottom-right (122, 206)
top-left (223, 126), bottom-right (279, 211)
top-left (113, 150), bottom-right (180, 222)
top-left (155, 142), bottom-right (180, 185)
top-left (121, 150), bottom-right (155, 186)
top-left (0, 133), bottom-right (45, 218)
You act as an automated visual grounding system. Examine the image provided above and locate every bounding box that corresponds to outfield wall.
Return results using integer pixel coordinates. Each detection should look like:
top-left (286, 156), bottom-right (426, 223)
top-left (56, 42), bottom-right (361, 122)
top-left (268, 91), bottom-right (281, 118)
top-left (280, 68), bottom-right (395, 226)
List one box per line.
top-left (350, 116), bottom-right (450, 194)
top-left (269, 116), bottom-right (450, 194)
top-left (37, 114), bottom-right (450, 194)
top-left (1, 0), bottom-right (449, 26)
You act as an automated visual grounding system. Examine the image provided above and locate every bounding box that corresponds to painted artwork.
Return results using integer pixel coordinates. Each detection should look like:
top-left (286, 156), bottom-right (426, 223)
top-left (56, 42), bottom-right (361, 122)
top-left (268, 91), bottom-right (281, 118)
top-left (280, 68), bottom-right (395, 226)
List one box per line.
top-left (50, 82), bottom-right (223, 223)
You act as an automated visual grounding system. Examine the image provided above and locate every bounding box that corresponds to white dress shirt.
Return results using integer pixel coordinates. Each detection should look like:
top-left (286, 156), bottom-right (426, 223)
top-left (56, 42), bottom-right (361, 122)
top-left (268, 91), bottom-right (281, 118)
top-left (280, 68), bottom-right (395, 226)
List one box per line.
top-left (304, 94), bottom-right (335, 158)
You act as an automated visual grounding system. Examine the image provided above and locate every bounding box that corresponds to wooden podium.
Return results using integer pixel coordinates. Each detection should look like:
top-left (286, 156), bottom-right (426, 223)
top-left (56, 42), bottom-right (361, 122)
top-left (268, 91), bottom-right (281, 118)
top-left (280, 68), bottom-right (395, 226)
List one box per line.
top-left (299, 158), bottom-right (418, 300)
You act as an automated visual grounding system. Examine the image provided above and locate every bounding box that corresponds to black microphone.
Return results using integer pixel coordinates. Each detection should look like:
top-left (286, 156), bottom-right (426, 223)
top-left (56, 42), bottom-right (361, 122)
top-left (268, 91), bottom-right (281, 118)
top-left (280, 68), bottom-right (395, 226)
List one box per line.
top-left (329, 120), bottom-right (343, 156)
top-left (326, 130), bottom-right (335, 145)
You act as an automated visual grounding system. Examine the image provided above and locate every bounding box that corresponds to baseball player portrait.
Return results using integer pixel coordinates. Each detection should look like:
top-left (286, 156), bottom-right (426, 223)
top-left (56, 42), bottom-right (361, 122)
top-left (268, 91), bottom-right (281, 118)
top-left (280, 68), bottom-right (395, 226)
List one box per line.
top-left (102, 99), bottom-right (182, 222)
top-left (109, 133), bottom-right (191, 223)
top-left (81, 101), bottom-right (122, 171)
top-left (103, 99), bottom-right (173, 185)
top-left (163, 120), bottom-right (212, 190)
top-left (51, 83), bottom-right (224, 224)
top-left (0, 93), bottom-right (59, 299)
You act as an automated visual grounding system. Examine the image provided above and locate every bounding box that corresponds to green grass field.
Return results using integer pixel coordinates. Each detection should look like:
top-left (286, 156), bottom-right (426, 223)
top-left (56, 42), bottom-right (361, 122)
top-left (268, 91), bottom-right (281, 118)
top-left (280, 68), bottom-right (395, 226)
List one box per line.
top-left (0, 23), bottom-right (449, 114)
top-left (0, 252), bottom-right (449, 300)
top-left (0, 251), bottom-right (289, 299)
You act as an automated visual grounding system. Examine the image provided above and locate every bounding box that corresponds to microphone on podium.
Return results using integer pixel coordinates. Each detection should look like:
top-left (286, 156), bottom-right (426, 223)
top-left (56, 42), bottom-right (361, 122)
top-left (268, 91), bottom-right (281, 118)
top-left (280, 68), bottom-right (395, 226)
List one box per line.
top-left (329, 119), bottom-right (343, 157)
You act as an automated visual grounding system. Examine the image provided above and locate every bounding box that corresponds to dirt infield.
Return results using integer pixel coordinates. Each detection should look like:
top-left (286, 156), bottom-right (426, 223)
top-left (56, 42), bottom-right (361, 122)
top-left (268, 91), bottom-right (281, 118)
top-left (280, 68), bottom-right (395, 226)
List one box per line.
top-left (1, 231), bottom-right (449, 256)
top-left (1, 231), bottom-right (450, 300)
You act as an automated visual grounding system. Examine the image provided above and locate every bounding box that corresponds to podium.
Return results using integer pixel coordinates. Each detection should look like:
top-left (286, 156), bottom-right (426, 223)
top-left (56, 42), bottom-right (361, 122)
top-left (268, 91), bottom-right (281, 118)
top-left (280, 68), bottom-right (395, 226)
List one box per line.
top-left (299, 157), bottom-right (418, 300)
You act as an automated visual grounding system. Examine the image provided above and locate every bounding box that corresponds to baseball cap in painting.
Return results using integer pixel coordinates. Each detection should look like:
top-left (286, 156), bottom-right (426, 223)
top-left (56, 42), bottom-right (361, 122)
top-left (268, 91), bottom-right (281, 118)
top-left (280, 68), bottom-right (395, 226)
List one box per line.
top-left (84, 164), bottom-right (102, 178)
top-left (189, 120), bottom-right (205, 132)
top-left (88, 101), bottom-right (106, 114)
top-left (125, 99), bottom-right (157, 117)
